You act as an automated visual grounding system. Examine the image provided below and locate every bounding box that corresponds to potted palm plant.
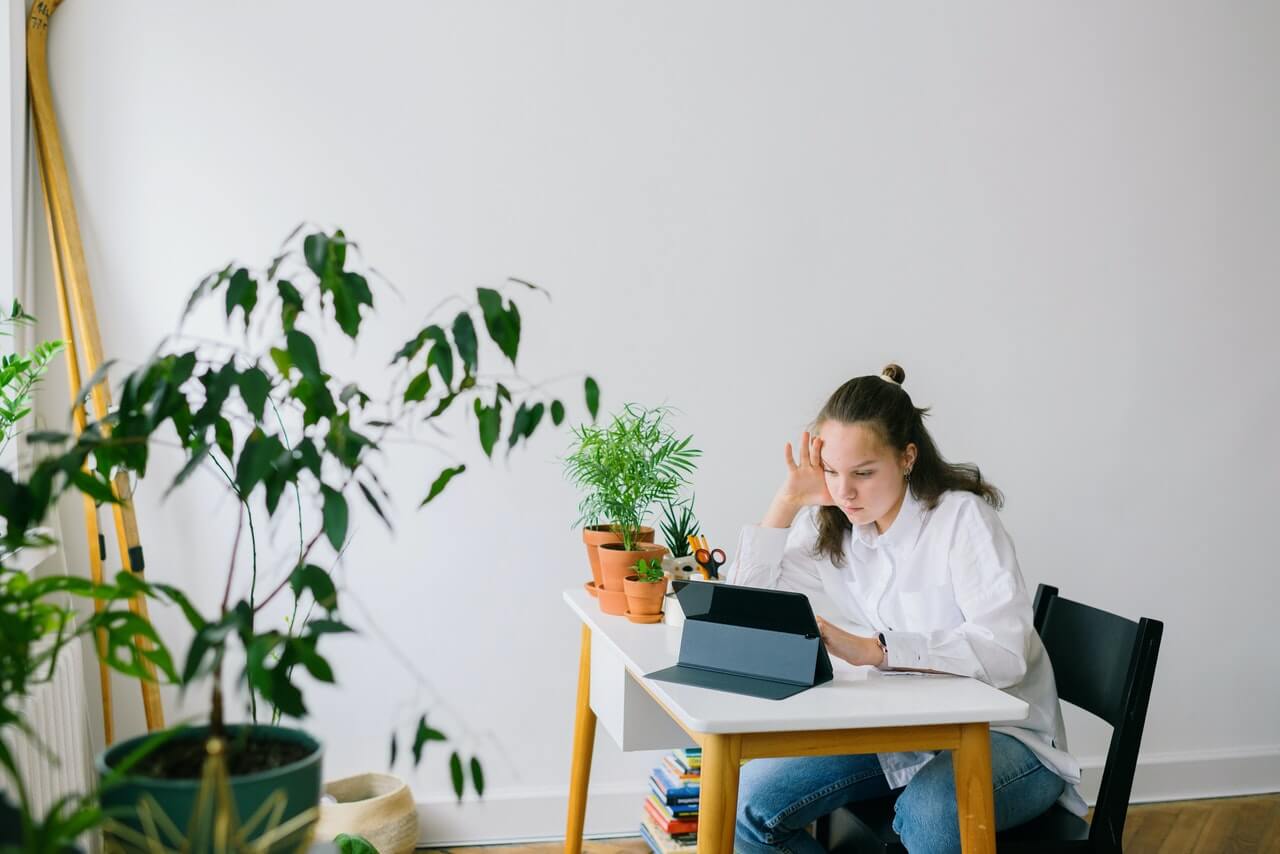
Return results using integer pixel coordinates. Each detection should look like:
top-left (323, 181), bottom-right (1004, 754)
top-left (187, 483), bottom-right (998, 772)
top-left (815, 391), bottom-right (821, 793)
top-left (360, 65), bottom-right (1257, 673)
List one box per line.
top-left (5, 226), bottom-right (601, 852)
top-left (564, 405), bottom-right (699, 615)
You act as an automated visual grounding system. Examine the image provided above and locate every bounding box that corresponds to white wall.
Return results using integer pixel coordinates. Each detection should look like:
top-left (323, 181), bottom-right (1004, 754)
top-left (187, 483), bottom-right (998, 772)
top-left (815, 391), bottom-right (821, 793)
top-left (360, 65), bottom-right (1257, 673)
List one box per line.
top-left (25, 1), bottom-right (1280, 844)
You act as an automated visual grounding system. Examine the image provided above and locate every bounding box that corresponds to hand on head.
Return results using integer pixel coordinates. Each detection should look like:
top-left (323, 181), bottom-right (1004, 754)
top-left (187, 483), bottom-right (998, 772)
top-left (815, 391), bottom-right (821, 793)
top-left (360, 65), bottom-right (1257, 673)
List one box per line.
top-left (779, 430), bottom-right (837, 509)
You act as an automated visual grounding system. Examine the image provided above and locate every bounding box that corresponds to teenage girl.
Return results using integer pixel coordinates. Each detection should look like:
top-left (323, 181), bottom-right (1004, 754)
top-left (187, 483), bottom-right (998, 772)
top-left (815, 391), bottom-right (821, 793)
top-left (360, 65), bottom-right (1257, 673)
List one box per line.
top-left (728, 364), bottom-right (1086, 854)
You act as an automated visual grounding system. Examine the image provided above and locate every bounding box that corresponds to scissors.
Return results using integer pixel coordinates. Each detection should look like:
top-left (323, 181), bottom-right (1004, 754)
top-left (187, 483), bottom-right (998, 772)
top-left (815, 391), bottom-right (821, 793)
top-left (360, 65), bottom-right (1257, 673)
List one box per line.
top-left (694, 547), bottom-right (726, 580)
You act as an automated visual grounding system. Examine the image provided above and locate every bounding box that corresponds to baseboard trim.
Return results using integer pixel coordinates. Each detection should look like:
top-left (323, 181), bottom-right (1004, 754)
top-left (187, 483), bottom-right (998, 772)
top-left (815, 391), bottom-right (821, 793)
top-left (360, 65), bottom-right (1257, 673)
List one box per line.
top-left (416, 783), bottom-right (653, 847)
top-left (415, 746), bottom-right (1280, 846)
top-left (1079, 744), bottom-right (1280, 805)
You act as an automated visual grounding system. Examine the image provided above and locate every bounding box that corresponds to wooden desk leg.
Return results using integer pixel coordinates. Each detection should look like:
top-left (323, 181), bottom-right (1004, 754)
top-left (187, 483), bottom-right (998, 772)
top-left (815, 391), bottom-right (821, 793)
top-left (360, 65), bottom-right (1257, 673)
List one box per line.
top-left (954, 722), bottom-right (997, 854)
top-left (698, 734), bottom-right (742, 854)
top-left (565, 624), bottom-right (597, 854)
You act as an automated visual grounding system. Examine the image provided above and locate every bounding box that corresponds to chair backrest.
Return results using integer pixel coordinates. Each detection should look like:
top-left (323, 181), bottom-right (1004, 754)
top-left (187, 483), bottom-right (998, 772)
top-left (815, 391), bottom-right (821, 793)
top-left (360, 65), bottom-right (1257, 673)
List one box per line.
top-left (1032, 584), bottom-right (1163, 854)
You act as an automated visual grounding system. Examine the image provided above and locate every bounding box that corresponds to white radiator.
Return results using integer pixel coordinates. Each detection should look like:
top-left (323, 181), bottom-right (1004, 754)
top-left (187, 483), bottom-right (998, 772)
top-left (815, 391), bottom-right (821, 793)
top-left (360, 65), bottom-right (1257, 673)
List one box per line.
top-left (1, 606), bottom-right (99, 852)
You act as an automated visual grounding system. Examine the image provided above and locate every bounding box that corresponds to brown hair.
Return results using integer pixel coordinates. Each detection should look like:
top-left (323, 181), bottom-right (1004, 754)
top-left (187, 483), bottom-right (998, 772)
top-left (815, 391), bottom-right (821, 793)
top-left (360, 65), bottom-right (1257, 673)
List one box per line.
top-left (812, 363), bottom-right (1003, 566)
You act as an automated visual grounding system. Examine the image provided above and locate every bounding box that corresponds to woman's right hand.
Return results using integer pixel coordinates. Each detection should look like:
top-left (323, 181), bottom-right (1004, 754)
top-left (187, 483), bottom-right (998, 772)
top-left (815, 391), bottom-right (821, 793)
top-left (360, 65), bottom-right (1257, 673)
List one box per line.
top-left (780, 430), bottom-right (837, 508)
top-left (762, 431), bottom-right (836, 527)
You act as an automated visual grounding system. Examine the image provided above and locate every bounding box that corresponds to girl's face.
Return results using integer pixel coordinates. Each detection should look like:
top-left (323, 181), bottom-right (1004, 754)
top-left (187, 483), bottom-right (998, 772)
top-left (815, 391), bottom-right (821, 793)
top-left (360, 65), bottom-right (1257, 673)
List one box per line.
top-left (817, 419), bottom-right (916, 532)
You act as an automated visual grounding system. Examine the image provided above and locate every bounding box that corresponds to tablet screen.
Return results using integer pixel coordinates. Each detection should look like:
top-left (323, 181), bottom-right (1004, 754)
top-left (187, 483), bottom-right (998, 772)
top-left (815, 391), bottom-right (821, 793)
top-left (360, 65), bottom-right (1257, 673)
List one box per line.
top-left (674, 581), bottom-right (819, 637)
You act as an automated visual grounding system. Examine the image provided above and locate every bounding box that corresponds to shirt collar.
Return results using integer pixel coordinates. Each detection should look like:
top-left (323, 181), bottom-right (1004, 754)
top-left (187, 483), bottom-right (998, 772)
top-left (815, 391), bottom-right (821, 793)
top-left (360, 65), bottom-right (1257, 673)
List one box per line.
top-left (853, 488), bottom-right (926, 550)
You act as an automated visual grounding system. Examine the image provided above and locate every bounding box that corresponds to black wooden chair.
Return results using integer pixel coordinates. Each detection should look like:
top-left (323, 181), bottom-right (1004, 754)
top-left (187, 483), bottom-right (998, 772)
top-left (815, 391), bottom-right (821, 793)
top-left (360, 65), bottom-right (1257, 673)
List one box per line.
top-left (816, 584), bottom-right (1163, 853)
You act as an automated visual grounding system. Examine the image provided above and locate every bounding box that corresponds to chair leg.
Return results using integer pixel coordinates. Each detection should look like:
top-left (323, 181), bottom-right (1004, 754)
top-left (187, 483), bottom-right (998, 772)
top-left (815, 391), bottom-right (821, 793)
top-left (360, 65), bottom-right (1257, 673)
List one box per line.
top-left (815, 814), bottom-right (832, 848)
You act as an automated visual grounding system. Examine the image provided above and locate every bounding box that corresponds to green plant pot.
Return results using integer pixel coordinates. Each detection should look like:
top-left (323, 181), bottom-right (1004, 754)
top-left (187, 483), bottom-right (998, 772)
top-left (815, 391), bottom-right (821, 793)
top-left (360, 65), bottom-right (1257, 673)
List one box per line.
top-left (96, 724), bottom-right (322, 853)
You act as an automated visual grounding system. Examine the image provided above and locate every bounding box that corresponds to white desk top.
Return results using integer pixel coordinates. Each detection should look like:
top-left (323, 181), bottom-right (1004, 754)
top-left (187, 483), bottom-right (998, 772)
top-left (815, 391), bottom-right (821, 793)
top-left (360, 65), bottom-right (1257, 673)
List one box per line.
top-left (565, 588), bottom-right (1029, 735)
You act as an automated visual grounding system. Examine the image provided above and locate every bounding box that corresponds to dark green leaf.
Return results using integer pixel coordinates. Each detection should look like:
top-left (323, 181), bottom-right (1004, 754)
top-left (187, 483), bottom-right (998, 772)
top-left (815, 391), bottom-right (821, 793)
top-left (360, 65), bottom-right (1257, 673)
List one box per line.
top-left (225, 268), bottom-right (257, 329)
top-left (70, 470), bottom-right (116, 504)
top-left (294, 640), bottom-right (335, 683)
top-left (550, 400), bottom-right (565, 426)
top-left (389, 733), bottom-right (398, 768)
top-left (390, 329), bottom-right (428, 364)
top-left (404, 370), bottom-right (432, 403)
top-left (303, 233), bottom-right (329, 277)
top-left (475, 400), bottom-right (500, 458)
top-left (214, 417), bottom-right (234, 459)
top-left (584, 376), bottom-right (600, 421)
top-left (508, 403), bottom-right (529, 449)
top-left (526, 402), bottom-right (545, 437)
top-left (278, 279), bottom-right (303, 332)
top-left (234, 429), bottom-right (283, 494)
top-left (450, 751), bottom-right (465, 800)
top-left (421, 465), bottom-right (465, 507)
top-left (427, 338), bottom-right (454, 389)
top-left (153, 583), bottom-right (208, 631)
top-left (305, 618), bottom-right (354, 636)
top-left (332, 271), bottom-right (373, 338)
top-left (329, 229), bottom-right (348, 270)
top-left (358, 481), bottom-right (391, 528)
top-left (412, 715), bottom-right (447, 765)
top-left (476, 288), bottom-right (520, 365)
top-left (290, 563), bottom-right (338, 610)
top-left (427, 392), bottom-right (458, 419)
top-left (286, 330), bottom-right (322, 382)
top-left (26, 430), bottom-right (70, 444)
top-left (238, 366), bottom-right (271, 422)
top-left (321, 485), bottom-right (349, 550)
top-left (452, 312), bottom-right (478, 375)
top-left (470, 756), bottom-right (485, 797)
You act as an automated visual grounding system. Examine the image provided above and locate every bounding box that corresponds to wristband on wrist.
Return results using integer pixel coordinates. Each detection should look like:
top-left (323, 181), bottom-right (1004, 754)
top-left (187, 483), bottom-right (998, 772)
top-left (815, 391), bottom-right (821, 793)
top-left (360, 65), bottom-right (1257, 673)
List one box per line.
top-left (876, 632), bottom-right (889, 668)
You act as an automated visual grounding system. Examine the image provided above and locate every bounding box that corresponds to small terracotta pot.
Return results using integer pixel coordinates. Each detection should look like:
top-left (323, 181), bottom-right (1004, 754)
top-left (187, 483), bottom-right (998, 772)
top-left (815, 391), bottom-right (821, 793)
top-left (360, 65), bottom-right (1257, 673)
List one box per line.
top-left (582, 525), bottom-right (655, 590)
top-left (598, 542), bottom-right (667, 592)
top-left (598, 588), bottom-right (629, 616)
top-left (624, 575), bottom-right (669, 617)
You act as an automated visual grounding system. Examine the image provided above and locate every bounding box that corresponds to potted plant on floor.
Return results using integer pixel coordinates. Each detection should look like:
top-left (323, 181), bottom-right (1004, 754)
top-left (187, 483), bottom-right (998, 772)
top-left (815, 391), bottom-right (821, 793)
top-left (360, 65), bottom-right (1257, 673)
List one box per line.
top-left (9, 226), bottom-right (600, 851)
top-left (622, 557), bottom-right (667, 623)
top-left (564, 405), bottom-right (699, 615)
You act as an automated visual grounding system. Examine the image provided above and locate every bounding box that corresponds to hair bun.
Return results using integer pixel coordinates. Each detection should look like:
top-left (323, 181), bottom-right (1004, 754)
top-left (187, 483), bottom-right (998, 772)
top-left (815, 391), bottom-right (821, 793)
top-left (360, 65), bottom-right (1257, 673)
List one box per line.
top-left (880, 363), bottom-right (906, 385)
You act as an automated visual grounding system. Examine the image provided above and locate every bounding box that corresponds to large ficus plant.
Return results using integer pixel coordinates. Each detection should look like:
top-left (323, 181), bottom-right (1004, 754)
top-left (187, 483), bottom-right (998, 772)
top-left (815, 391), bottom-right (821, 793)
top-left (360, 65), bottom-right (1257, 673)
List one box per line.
top-left (11, 226), bottom-right (600, 800)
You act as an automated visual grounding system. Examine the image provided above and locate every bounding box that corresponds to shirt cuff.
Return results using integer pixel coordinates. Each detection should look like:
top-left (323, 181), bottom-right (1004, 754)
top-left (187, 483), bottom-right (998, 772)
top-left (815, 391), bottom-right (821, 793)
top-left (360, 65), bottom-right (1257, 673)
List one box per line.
top-left (881, 630), bottom-right (931, 670)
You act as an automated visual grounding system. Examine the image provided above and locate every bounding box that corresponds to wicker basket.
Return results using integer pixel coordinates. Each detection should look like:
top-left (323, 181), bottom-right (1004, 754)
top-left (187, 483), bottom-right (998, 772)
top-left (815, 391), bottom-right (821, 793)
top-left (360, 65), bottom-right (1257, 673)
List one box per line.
top-left (315, 773), bottom-right (417, 854)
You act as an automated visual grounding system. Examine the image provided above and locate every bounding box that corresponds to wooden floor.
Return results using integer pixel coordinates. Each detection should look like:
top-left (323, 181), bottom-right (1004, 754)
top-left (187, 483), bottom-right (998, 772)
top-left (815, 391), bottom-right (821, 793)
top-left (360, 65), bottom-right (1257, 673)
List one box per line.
top-left (425, 793), bottom-right (1280, 852)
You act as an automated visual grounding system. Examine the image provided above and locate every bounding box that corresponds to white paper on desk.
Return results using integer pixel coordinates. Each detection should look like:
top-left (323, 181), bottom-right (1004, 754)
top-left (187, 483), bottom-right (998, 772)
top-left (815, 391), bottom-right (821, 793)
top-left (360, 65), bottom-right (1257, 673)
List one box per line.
top-left (874, 669), bottom-right (950, 678)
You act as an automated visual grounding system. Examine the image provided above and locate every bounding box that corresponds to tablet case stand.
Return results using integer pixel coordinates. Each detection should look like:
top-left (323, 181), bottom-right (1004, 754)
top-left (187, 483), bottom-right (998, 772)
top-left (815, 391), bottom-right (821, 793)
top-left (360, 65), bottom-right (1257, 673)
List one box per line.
top-left (646, 584), bottom-right (834, 700)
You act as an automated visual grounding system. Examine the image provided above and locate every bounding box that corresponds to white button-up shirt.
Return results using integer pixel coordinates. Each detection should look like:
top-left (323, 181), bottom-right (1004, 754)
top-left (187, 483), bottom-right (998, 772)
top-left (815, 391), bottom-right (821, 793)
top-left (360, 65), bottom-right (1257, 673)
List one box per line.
top-left (726, 488), bottom-right (1087, 817)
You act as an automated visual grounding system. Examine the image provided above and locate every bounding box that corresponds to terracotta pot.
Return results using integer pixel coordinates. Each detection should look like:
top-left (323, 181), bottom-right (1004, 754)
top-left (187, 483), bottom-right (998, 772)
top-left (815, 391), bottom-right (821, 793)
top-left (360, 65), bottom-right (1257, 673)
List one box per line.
top-left (598, 542), bottom-right (667, 592)
top-left (598, 588), bottom-right (629, 616)
top-left (624, 575), bottom-right (669, 617)
top-left (582, 525), bottom-right (655, 589)
top-left (315, 773), bottom-right (416, 854)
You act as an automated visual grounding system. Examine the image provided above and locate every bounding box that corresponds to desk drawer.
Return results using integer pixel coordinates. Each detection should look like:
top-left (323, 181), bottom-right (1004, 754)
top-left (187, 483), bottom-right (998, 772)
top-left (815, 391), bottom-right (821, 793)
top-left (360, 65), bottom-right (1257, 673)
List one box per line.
top-left (589, 629), bottom-right (696, 752)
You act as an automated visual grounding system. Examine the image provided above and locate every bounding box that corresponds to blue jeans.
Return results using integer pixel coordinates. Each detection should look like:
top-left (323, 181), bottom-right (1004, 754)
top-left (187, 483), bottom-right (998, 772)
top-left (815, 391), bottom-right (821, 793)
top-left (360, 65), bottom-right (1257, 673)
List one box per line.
top-left (734, 732), bottom-right (1065, 854)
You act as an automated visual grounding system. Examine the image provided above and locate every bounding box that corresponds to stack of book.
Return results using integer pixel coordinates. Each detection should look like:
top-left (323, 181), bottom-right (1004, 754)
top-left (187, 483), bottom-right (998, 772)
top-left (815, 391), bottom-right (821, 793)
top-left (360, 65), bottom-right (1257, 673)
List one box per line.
top-left (640, 747), bottom-right (701, 853)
